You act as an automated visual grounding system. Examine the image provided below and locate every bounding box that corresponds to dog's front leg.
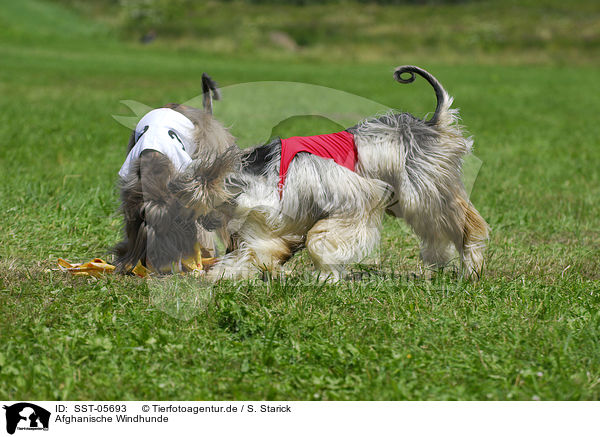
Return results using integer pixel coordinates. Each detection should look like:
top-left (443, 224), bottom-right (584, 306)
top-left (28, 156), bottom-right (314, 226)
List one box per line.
top-left (306, 214), bottom-right (383, 281)
top-left (205, 246), bottom-right (260, 281)
top-left (206, 233), bottom-right (297, 281)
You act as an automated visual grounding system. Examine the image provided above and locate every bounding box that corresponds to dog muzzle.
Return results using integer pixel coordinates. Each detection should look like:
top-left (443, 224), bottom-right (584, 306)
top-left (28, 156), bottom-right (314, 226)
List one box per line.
top-left (119, 108), bottom-right (195, 178)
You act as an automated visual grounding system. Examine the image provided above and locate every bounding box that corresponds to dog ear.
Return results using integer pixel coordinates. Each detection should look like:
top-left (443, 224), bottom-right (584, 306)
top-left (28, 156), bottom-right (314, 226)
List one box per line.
top-left (169, 146), bottom-right (240, 215)
top-left (125, 129), bottom-right (137, 154)
top-left (201, 73), bottom-right (221, 114)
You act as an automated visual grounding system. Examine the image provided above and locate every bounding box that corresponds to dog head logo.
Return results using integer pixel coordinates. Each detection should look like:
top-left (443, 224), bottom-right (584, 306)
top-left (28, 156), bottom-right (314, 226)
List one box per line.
top-left (3, 403), bottom-right (50, 435)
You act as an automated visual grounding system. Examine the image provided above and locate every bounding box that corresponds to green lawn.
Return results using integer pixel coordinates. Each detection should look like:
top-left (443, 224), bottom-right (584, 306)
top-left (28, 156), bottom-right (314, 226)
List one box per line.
top-left (0, 0), bottom-right (599, 400)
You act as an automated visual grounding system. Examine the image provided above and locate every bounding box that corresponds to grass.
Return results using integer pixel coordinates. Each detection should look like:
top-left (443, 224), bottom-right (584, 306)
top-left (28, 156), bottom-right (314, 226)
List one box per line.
top-left (0, 0), bottom-right (599, 400)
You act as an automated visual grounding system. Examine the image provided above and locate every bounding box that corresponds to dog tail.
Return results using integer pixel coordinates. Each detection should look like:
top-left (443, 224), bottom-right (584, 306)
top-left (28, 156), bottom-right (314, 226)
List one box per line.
top-left (202, 73), bottom-right (221, 115)
top-left (393, 65), bottom-right (450, 127)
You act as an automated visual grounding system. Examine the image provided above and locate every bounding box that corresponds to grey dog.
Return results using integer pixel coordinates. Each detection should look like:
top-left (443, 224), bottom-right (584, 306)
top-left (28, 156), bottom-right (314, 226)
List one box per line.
top-left (169, 65), bottom-right (489, 280)
top-left (114, 74), bottom-right (235, 273)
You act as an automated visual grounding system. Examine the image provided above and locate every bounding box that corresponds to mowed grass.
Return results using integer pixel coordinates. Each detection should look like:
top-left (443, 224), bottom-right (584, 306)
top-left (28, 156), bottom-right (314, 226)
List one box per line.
top-left (0, 0), bottom-right (599, 400)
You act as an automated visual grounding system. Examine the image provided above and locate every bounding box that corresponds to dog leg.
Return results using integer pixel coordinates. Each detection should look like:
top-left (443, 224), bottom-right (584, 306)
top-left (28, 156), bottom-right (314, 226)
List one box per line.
top-left (206, 245), bottom-right (260, 280)
top-left (400, 195), bottom-right (488, 279)
top-left (420, 237), bottom-right (456, 272)
top-left (388, 196), bottom-right (459, 274)
top-left (305, 214), bottom-right (383, 280)
top-left (456, 196), bottom-right (489, 279)
top-left (206, 236), bottom-right (294, 281)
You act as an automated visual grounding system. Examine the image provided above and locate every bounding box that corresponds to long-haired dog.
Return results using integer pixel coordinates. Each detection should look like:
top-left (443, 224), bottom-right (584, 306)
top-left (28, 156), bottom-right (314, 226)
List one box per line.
top-left (170, 66), bottom-right (489, 280)
top-left (114, 73), bottom-right (235, 273)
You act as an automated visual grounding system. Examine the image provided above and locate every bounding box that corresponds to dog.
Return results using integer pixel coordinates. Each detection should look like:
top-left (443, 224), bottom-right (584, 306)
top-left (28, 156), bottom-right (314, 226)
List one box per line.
top-left (170, 66), bottom-right (489, 280)
top-left (114, 73), bottom-right (235, 273)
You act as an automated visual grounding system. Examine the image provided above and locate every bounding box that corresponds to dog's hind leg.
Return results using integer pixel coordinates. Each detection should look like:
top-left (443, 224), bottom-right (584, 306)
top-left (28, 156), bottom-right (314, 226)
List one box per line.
top-left (402, 194), bottom-right (488, 279)
top-left (420, 236), bottom-right (456, 273)
top-left (456, 196), bottom-right (489, 279)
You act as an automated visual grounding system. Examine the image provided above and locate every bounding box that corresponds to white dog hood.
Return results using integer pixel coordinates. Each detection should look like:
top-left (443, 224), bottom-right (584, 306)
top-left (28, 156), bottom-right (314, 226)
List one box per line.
top-left (119, 108), bottom-right (196, 179)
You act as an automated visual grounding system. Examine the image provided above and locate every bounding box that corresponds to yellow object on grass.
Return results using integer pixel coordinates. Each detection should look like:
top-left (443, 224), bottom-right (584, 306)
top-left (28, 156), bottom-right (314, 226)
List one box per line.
top-left (57, 258), bottom-right (116, 278)
top-left (58, 243), bottom-right (217, 278)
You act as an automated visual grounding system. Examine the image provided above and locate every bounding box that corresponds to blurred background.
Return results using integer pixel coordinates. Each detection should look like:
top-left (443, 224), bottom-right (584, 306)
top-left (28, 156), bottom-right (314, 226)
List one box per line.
top-left (3, 0), bottom-right (599, 65)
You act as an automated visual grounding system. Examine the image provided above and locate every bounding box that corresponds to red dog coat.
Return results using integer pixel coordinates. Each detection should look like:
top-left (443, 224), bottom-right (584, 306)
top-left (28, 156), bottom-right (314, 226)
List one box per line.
top-left (279, 131), bottom-right (357, 196)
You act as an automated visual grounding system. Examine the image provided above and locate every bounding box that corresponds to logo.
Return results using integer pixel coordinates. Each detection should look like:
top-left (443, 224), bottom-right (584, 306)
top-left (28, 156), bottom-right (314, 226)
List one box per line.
top-left (3, 403), bottom-right (50, 435)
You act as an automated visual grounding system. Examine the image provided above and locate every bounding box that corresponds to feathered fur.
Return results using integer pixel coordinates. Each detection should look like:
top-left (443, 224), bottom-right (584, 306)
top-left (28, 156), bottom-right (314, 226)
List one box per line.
top-left (114, 74), bottom-right (235, 273)
top-left (173, 65), bottom-right (489, 280)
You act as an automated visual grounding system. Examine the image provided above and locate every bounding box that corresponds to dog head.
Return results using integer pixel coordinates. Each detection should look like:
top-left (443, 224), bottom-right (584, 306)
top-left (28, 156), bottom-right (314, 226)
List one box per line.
top-left (115, 73), bottom-right (235, 273)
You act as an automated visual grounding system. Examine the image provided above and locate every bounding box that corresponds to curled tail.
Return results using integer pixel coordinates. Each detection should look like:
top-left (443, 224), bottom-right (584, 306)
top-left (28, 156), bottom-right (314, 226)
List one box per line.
top-left (393, 65), bottom-right (450, 126)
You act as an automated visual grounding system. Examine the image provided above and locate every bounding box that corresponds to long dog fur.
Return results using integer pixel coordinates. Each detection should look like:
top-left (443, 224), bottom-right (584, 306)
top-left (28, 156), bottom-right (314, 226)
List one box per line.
top-left (172, 66), bottom-right (489, 280)
top-left (114, 74), bottom-right (235, 273)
